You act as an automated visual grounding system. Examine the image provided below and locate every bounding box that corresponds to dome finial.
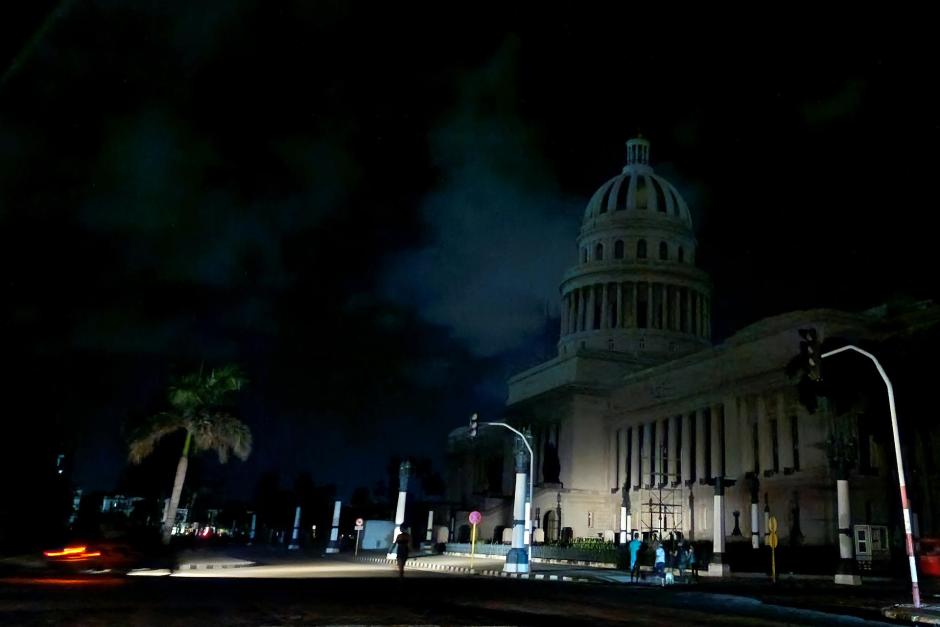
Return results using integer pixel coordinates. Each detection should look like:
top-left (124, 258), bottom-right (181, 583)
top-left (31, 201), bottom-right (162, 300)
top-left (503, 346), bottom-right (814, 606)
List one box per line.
top-left (625, 136), bottom-right (650, 166)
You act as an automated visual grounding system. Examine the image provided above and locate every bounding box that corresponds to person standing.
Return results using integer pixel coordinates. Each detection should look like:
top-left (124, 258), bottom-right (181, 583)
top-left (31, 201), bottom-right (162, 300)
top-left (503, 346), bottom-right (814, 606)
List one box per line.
top-left (688, 543), bottom-right (698, 581)
top-left (394, 526), bottom-right (412, 577)
top-left (654, 542), bottom-right (666, 586)
top-left (628, 532), bottom-right (643, 583)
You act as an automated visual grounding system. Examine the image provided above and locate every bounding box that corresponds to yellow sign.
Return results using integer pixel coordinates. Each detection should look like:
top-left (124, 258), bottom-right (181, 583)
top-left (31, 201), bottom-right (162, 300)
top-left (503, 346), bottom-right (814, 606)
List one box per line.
top-left (768, 516), bottom-right (778, 583)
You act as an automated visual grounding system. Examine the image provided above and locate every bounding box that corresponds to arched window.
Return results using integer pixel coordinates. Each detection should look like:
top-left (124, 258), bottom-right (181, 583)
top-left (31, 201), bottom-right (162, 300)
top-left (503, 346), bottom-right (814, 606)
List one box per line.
top-left (637, 239), bottom-right (647, 259)
top-left (678, 246), bottom-right (685, 263)
top-left (659, 241), bottom-right (668, 260)
top-left (614, 240), bottom-right (624, 259)
top-left (594, 242), bottom-right (604, 261)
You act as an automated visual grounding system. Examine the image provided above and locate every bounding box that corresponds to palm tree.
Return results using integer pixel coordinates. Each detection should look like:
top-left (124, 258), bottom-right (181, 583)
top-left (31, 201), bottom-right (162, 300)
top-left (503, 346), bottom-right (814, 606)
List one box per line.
top-left (128, 364), bottom-right (252, 543)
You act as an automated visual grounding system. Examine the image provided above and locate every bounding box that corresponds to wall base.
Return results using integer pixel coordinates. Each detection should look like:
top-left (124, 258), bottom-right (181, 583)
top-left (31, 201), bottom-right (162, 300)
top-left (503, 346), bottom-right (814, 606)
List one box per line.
top-left (834, 573), bottom-right (862, 585)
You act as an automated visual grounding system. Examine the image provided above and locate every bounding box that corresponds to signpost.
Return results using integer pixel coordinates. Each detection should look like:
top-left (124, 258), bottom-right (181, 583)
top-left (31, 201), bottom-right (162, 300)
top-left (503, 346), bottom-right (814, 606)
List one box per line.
top-left (469, 511), bottom-right (482, 569)
top-left (768, 515), bottom-right (779, 583)
top-left (354, 518), bottom-right (364, 557)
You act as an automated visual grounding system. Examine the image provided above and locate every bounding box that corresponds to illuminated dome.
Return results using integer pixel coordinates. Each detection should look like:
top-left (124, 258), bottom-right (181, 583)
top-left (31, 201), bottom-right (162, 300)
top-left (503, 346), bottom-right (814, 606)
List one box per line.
top-left (558, 137), bottom-right (711, 361)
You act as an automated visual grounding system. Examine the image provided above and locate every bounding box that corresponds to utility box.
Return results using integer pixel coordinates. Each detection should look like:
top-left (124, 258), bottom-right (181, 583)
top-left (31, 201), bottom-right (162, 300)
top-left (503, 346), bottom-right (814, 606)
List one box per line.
top-left (854, 524), bottom-right (890, 571)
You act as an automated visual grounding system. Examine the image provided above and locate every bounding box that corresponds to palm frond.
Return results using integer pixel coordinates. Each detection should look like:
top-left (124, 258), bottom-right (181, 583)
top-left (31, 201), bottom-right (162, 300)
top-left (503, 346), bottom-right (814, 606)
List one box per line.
top-left (204, 364), bottom-right (247, 404)
top-left (127, 412), bottom-right (187, 464)
top-left (190, 411), bottom-right (253, 464)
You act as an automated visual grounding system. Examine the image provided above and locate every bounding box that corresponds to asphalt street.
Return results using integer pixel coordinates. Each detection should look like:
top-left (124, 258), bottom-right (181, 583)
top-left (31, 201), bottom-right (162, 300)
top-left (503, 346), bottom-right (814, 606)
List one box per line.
top-left (0, 553), bottom-right (910, 625)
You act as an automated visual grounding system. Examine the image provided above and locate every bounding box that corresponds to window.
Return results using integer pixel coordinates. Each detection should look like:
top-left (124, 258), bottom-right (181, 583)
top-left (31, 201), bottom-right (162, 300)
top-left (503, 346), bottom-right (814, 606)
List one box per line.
top-left (659, 241), bottom-right (668, 260)
top-left (594, 243), bottom-right (604, 261)
top-left (582, 248), bottom-right (588, 263)
top-left (678, 246), bottom-right (685, 263)
top-left (614, 240), bottom-right (624, 259)
top-left (637, 239), bottom-right (647, 259)
top-left (637, 283), bottom-right (648, 329)
top-left (587, 512), bottom-right (594, 528)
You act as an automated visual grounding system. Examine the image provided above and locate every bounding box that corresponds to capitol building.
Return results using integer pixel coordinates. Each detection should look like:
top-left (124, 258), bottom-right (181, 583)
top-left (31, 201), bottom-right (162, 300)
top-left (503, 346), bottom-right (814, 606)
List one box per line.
top-left (447, 137), bottom-right (940, 576)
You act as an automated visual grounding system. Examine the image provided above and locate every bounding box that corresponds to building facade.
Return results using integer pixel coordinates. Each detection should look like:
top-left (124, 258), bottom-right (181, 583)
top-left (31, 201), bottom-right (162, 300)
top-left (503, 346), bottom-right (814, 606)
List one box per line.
top-left (448, 138), bottom-right (939, 569)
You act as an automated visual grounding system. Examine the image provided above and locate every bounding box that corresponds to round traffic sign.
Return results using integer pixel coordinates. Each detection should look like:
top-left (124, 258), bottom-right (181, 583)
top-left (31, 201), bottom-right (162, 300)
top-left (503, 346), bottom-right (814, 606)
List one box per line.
top-left (355, 517), bottom-right (364, 527)
top-left (768, 516), bottom-right (778, 534)
top-left (769, 533), bottom-right (779, 549)
top-left (469, 511), bottom-right (482, 525)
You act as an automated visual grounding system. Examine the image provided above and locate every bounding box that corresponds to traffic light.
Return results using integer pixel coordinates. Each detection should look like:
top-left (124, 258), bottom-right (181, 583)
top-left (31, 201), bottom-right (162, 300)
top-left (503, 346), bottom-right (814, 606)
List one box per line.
top-left (469, 413), bottom-right (479, 439)
top-left (798, 328), bottom-right (822, 382)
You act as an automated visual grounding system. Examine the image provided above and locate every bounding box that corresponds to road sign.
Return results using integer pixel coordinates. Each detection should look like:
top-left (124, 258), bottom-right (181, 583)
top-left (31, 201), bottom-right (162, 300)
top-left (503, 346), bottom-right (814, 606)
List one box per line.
top-left (469, 511), bottom-right (482, 525)
top-left (354, 518), bottom-right (364, 530)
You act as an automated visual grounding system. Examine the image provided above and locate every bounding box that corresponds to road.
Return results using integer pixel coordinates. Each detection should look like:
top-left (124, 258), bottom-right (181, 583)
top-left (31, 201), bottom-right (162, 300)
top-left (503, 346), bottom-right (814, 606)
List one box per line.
top-left (0, 554), bottom-right (905, 625)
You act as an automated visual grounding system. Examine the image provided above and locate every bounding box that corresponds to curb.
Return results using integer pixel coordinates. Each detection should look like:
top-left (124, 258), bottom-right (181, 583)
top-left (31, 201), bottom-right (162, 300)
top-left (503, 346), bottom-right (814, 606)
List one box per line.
top-left (883, 604), bottom-right (940, 625)
top-left (177, 561), bottom-right (255, 571)
top-left (442, 551), bottom-right (616, 569)
top-left (351, 556), bottom-right (591, 583)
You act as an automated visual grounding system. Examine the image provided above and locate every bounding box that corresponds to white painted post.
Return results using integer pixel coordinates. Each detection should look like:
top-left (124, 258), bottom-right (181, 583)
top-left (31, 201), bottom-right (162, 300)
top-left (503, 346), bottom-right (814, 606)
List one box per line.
top-left (426, 510), bottom-right (434, 543)
top-left (288, 506), bottom-right (302, 550)
top-left (248, 512), bottom-right (256, 545)
top-left (751, 502), bottom-right (760, 549)
top-left (326, 500), bottom-right (341, 554)
top-left (387, 461), bottom-right (411, 560)
top-left (834, 479), bottom-right (860, 584)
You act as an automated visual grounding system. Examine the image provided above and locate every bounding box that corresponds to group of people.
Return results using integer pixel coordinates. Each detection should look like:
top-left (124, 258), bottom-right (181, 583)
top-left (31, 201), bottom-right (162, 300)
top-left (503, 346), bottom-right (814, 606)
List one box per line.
top-left (627, 532), bottom-right (697, 584)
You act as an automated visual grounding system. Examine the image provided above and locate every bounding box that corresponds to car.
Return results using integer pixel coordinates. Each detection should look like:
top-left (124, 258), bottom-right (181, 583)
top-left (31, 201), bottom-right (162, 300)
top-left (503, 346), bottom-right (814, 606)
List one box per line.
top-left (43, 538), bottom-right (150, 574)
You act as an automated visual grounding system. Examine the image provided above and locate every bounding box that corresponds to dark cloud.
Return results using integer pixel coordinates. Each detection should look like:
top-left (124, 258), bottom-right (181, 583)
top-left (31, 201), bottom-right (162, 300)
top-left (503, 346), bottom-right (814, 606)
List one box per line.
top-left (383, 40), bottom-right (580, 356)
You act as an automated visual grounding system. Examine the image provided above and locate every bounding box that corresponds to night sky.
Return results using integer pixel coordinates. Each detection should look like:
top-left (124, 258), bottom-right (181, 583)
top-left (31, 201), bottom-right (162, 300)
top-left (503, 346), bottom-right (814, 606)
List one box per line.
top-left (2, 5), bottom-right (938, 503)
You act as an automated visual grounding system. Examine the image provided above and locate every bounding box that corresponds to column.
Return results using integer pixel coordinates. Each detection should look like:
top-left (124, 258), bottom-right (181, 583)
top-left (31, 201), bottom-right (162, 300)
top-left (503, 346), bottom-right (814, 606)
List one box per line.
top-left (623, 281), bottom-right (636, 329)
top-left (710, 480), bottom-right (730, 576)
top-left (659, 284), bottom-right (667, 330)
top-left (326, 500), bottom-right (341, 553)
top-left (656, 418), bottom-right (666, 485)
top-left (505, 444), bottom-right (530, 573)
top-left (723, 397), bottom-right (741, 479)
top-left (740, 397), bottom-right (755, 476)
top-left (646, 284), bottom-right (653, 330)
top-left (685, 289), bottom-right (692, 334)
top-left (609, 429), bottom-right (618, 490)
top-left (601, 283), bottom-right (609, 329)
top-left (668, 414), bottom-right (678, 483)
top-left (574, 289), bottom-right (582, 332)
top-left (680, 413), bottom-right (692, 485)
top-left (631, 282), bottom-right (638, 328)
top-left (704, 296), bottom-right (711, 339)
top-left (619, 428), bottom-right (629, 488)
top-left (631, 424), bottom-right (641, 489)
top-left (616, 282), bottom-right (624, 328)
top-left (757, 394), bottom-right (774, 476)
top-left (642, 422), bottom-right (652, 488)
top-left (777, 392), bottom-right (795, 472)
top-left (586, 285), bottom-right (596, 331)
top-left (695, 409), bottom-right (706, 483)
top-left (710, 404), bottom-right (723, 479)
top-left (288, 505), bottom-right (302, 550)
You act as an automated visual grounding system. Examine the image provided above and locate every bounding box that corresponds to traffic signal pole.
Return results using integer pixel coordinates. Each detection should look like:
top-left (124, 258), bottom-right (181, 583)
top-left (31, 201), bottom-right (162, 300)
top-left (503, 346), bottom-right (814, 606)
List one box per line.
top-left (821, 344), bottom-right (920, 608)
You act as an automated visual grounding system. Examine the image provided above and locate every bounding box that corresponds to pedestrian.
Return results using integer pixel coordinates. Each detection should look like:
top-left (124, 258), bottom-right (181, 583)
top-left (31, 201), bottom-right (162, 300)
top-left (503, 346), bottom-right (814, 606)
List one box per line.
top-left (677, 540), bottom-right (688, 579)
top-left (628, 532), bottom-right (643, 583)
top-left (394, 525), bottom-right (412, 577)
top-left (688, 543), bottom-right (698, 581)
top-left (654, 542), bottom-right (666, 586)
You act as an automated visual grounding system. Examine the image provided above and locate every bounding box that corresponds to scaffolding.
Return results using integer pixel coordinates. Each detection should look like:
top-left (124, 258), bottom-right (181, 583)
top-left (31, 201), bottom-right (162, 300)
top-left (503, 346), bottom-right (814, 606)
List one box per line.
top-left (639, 443), bottom-right (685, 540)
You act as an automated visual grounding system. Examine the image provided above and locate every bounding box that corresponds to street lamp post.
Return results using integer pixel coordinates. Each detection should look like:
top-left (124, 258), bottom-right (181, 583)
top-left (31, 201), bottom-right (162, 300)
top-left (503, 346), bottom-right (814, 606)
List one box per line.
top-left (477, 420), bottom-right (534, 571)
top-left (821, 344), bottom-right (920, 608)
